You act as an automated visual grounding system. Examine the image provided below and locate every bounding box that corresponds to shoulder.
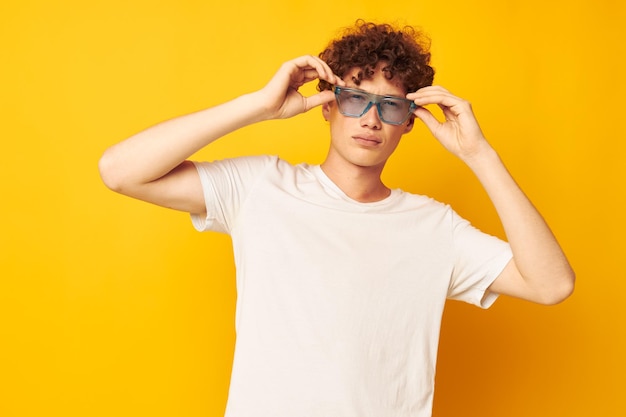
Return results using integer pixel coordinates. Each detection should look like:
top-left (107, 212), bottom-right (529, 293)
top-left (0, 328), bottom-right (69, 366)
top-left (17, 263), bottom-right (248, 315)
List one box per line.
top-left (192, 154), bottom-right (287, 182)
top-left (194, 154), bottom-right (279, 170)
top-left (393, 189), bottom-right (453, 214)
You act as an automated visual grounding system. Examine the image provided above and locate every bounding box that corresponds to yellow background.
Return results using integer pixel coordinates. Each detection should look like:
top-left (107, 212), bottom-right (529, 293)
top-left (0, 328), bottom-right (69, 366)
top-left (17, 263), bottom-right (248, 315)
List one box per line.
top-left (1, 0), bottom-right (624, 416)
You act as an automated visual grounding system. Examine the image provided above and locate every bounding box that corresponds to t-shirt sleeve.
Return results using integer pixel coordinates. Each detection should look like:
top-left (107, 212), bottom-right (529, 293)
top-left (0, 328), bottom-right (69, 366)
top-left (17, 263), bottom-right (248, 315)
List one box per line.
top-left (447, 209), bottom-right (513, 308)
top-left (190, 155), bottom-right (276, 234)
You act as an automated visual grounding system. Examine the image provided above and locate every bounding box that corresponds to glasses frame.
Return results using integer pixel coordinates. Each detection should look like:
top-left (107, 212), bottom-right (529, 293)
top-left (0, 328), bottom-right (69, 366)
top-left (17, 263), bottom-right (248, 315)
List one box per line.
top-left (332, 86), bottom-right (417, 125)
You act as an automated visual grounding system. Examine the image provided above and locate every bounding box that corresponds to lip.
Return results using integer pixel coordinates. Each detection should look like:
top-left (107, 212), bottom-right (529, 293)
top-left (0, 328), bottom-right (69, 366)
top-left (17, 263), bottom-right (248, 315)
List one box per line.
top-left (352, 135), bottom-right (382, 146)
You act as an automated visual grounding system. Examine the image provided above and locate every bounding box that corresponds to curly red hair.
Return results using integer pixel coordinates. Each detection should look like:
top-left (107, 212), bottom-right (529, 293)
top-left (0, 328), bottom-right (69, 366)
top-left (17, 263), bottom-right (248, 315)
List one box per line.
top-left (318, 20), bottom-right (435, 94)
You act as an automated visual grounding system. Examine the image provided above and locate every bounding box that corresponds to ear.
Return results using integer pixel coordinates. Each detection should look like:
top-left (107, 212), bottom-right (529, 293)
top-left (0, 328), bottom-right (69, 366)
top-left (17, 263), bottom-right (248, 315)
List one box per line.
top-left (403, 115), bottom-right (416, 134)
top-left (322, 102), bottom-right (331, 121)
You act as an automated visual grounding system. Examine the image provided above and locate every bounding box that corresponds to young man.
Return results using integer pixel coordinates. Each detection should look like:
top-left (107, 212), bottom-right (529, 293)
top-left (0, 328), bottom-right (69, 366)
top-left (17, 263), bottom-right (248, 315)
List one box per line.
top-left (99, 21), bottom-right (574, 417)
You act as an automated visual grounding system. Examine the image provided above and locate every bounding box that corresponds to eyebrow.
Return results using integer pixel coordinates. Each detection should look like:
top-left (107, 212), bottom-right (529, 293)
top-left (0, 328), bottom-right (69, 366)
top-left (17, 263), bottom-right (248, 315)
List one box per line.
top-left (341, 86), bottom-right (411, 101)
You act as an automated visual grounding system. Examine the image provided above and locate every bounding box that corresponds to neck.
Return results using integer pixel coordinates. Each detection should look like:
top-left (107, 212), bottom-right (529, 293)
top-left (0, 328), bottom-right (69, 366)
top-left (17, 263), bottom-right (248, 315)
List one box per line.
top-left (320, 161), bottom-right (390, 203)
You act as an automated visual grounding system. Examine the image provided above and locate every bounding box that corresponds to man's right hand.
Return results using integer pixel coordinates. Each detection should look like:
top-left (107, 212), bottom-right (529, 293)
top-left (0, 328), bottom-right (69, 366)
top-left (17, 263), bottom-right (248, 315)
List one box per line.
top-left (257, 55), bottom-right (345, 120)
top-left (99, 55), bottom-right (344, 214)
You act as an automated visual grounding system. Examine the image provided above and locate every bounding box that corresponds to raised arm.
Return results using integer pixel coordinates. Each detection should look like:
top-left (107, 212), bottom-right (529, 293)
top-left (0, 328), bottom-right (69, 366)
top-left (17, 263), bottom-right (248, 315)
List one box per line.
top-left (408, 86), bottom-right (575, 305)
top-left (98, 55), bottom-right (344, 213)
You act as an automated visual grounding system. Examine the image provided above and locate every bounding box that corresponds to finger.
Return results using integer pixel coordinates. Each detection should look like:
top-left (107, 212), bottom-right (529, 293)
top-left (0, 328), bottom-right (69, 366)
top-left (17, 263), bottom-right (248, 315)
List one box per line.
top-left (411, 92), bottom-right (459, 109)
top-left (438, 104), bottom-right (458, 121)
top-left (292, 55), bottom-right (344, 86)
top-left (407, 86), bottom-right (462, 107)
top-left (300, 68), bottom-right (324, 83)
top-left (413, 106), bottom-right (443, 133)
top-left (303, 89), bottom-right (335, 112)
top-left (406, 85), bottom-right (450, 97)
top-left (300, 55), bottom-right (346, 86)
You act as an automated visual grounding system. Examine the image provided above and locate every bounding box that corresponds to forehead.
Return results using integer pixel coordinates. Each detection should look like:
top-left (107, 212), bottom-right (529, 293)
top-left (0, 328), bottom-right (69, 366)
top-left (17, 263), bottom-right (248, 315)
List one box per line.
top-left (343, 65), bottom-right (407, 97)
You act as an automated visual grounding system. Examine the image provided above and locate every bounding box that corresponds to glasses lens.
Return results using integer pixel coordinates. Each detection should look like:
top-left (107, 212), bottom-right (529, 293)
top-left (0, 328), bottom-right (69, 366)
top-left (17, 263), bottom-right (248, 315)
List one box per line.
top-left (336, 89), bottom-right (370, 116)
top-left (379, 99), bottom-right (412, 124)
top-left (335, 87), bottom-right (412, 125)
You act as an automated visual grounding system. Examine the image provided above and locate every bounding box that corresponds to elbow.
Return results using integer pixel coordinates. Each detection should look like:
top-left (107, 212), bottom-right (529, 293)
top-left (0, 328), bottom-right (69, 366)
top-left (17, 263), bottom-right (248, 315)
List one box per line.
top-left (537, 268), bottom-right (576, 306)
top-left (98, 148), bottom-right (126, 193)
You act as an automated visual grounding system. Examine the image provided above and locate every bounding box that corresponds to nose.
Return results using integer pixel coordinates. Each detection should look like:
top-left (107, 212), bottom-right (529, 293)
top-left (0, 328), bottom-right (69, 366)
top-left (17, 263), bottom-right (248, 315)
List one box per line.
top-left (360, 103), bottom-right (382, 129)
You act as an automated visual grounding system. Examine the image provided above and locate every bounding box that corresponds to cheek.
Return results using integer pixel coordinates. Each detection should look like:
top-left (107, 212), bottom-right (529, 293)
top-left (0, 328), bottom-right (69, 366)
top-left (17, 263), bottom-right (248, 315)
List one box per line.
top-left (383, 129), bottom-right (406, 150)
top-left (327, 105), bottom-right (348, 128)
top-left (329, 119), bottom-right (346, 140)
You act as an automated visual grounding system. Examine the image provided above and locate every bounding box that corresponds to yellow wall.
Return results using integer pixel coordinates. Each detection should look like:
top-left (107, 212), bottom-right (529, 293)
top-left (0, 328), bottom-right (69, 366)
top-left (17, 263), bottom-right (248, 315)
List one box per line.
top-left (1, 0), bottom-right (624, 416)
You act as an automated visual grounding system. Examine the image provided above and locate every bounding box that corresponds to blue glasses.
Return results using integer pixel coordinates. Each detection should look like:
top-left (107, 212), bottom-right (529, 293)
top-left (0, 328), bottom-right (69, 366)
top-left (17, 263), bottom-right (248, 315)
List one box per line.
top-left (333, 86), bottom-right (417, 125)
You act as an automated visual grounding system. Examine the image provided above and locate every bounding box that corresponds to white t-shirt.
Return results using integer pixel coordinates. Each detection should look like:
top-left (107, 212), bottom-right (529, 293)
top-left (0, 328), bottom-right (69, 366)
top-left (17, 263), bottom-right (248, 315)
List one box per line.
top-left (191, 155), bottom-right (512, 417)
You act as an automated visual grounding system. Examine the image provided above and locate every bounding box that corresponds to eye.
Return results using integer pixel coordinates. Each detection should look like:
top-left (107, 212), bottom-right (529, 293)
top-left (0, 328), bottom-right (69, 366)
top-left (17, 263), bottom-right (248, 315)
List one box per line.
top-left (346, 92), bottom-right (368, 103)
top-left (381, 99), bottom-right (400, 108)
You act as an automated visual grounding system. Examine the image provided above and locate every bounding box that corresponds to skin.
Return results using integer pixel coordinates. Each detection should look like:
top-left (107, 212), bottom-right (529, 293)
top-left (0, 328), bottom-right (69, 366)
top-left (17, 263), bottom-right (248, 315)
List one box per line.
top-left (99, 54), bottom-right (575, 305)
top-left (320, 64), bottom-right (414, 202)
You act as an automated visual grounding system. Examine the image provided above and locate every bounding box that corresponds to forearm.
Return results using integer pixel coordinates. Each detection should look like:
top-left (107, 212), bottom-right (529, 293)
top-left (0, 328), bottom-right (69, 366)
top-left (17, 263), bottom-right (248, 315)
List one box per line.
top-left (99, 91), bottom-right (268, 190)
top-left (409, 86), bottom-right (574, 303)
top-left (466, 146), bottom-right (575, 302)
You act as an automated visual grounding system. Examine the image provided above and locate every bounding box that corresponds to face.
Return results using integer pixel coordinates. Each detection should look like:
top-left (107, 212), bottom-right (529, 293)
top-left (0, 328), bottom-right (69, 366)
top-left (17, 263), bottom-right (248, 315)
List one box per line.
top-left (322, 64), bottom-right (414, 172)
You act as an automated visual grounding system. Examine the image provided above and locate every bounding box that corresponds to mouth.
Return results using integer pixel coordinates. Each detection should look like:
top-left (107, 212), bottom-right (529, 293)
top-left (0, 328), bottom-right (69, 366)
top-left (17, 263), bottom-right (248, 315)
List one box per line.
top-left (353, 135), bottom-right (382, 146)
